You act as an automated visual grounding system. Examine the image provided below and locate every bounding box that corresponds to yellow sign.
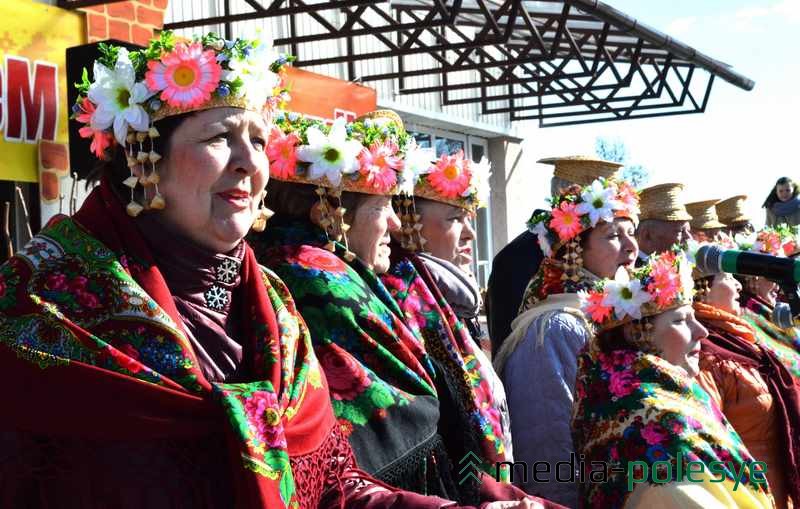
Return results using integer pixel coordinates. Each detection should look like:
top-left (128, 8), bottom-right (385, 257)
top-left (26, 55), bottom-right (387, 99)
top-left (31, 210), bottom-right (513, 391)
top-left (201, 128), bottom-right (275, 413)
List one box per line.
top-left (0, 1), bottom-right (85, 183)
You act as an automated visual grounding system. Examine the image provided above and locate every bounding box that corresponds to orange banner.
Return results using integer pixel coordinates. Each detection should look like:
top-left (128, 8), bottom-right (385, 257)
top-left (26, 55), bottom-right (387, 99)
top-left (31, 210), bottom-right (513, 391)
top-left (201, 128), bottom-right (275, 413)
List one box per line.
top-left (284, 67), bottom-right (377, 122)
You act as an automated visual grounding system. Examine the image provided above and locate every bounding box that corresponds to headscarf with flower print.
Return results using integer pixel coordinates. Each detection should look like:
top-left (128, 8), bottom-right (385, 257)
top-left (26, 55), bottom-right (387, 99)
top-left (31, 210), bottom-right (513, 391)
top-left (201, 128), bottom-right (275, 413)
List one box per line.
top-left (0, 179), bottom-right (346, 509)
top-left (381, 248), bottom-right (512, 482)
top-left (571, 334), bottom-right (771, 508)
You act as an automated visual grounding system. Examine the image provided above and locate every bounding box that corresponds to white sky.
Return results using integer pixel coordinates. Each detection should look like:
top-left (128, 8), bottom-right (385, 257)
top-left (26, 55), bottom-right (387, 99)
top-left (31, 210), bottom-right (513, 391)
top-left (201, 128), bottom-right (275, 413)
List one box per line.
top-left (514, 0), bottom-right (800, 236)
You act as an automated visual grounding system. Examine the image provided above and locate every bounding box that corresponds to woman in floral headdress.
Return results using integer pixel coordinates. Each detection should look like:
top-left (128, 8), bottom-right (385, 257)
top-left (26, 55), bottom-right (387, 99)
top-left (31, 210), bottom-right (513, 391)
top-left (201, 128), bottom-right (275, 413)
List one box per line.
top-left (383, 138), bottom-right (512, 480)
top-left (493, 177), bottom-right (639, 507)
top-left (0, 31), bottom-right (349, 508)
top-left (0, 32), bottom-right (542, 509)
top-left (689, 237), bottom-right (800, 509)
top-left (250, 112), bottom-right (558, 508)
top-left (572, 251), bottom-right (773, 508)
top-left (734, 227), bottom-right (800, 361)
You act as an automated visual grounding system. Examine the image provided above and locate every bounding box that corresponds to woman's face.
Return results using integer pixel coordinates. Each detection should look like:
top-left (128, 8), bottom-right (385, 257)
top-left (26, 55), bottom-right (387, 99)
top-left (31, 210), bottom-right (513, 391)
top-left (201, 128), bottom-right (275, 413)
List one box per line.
top-left (777, 183), bottom-right (794, 202)
top-left (753, 276), bottom-right (778, 307)
top-left (153, 108), bottom-right (270, 253)
top-left (417, 200), bottom-right (476, 272)
top-left (582, 218), bottom-right (638, 278)
top-left (707, 273), bottom-right (742, 315)
top-left (347, 195), bottom-right (401, 274)
top-left (650, 305), bottom-right (708, 377)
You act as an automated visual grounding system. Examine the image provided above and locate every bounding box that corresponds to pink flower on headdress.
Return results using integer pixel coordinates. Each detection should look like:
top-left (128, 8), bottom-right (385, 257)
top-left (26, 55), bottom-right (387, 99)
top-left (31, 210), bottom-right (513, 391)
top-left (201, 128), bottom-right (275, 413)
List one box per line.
top-left (615, 181), bottom-right (640, 218)
top-left (76, 97), bottom-right (114, 158)
top-left (427, 151), bottom-right (471, 199)
top-left (549, 201), bottom-right (584, 241)
top-left (145, 42), bottom-right (222, 109)
top-left (647, 252), bottom-right (680, 307)
top-left (358, 140), bottom-right (401, 193)
top-left (581, 290), bottom-right (613, 323)
top-left (758, 231), bottom-right (782, 256)
top-left (267, 127), bottom-right (300, 179)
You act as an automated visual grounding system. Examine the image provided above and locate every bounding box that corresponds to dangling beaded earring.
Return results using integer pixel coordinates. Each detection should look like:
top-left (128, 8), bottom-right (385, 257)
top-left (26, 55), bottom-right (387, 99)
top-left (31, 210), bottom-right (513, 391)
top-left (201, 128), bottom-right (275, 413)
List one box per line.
top-left (629, 318), bottom-right (657, 354)
top-left (561, 239), bottom-right (583, 283)
top-left (123, 130), bottom-right (144, 217)
top-left (397, 196), bottom-right (425, 252)
top-left (316, 186), bottom-right (356, 261)
top-left (251, 191), bottom-right (274, 232)
top-left (147, 125), bottom-right (165, 209)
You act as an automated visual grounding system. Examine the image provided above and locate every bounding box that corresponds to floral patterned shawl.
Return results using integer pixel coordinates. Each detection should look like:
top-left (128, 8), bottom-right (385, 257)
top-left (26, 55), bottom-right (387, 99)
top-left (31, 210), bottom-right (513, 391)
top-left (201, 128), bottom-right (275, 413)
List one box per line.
top-left (251, 220), bottom-right (466, 499)
top-left (0, 180), bottom-right (340, 508)
top-left (381, 249), bottom-right (511, 480)
top-left (740, 294), bottom-right (800, 379)
top-left (572, 334), bottom-right (770, 508)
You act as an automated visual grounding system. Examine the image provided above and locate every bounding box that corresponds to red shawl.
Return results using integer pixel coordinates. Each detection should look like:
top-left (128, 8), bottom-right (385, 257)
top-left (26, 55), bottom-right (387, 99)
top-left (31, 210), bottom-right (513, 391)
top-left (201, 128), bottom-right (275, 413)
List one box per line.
top-left (0, 179), bottom-right (341, 508)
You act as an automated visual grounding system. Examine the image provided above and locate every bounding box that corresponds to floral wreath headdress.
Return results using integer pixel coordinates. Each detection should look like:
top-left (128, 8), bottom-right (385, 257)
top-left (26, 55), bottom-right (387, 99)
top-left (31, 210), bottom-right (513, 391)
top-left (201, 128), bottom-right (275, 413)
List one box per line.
top-left (72, 31), bottom-right (292, 218)
top-left (395, 149), bottom-right (491, 252)
top-left (579, 249), bottom-right (695, 334)
top-left (734, 225), bottom-right (800, 258)
top-left (266, 110), bottom-right (414, 259)
top-left (526, 177), bottom-right (640, 282)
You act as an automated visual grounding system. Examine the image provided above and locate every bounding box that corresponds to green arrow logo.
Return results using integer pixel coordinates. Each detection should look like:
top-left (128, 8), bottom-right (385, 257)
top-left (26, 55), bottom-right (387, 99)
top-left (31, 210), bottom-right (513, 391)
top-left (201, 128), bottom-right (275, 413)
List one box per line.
top-left (458, 451), bottom-right (484, 485)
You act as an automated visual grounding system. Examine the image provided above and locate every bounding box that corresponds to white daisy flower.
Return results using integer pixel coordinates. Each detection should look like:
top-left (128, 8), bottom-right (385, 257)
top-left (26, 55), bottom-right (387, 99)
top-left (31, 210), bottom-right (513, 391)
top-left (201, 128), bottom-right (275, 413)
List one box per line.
top-left (601, 279), bottom-right (652, 320)
top-left (88, 48), bottom-right (153, 145)
top-left (398, 141), bottom-right (434, 195)
top-left (224, 39), bottom-right (281, 108)
top-left (463, 157), bottom-right (492, 206)
top-left (296, 118), bottom-right (362, 187)
top-left (576, 179), bottom-right (620, 227)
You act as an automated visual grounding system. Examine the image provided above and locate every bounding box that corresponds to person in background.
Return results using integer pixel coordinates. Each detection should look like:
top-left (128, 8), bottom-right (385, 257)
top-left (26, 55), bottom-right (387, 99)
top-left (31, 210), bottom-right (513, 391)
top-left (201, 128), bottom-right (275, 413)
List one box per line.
top-left (764, 177), bottom-right (800, 227)
top-left (572, 251), bottom-right (773, 509)
top-left (692, 251), bottom-right (800, 509)
top-left (734, 227), bottom-right (800, 376)
top-left (685, 199), bottom-right (726, 241)
top-left (251, 112), bottom-right (558, 508)
top-left (386, 123), bottom-right (514, 470)
top-left (494, 174), bottom-right (639, 507)
top-left (485, 156), bottom-right (622, 357)
top-left (717, 194), bottom-right (754, 235)
top-left (634, 182), bottom-right (692, 265)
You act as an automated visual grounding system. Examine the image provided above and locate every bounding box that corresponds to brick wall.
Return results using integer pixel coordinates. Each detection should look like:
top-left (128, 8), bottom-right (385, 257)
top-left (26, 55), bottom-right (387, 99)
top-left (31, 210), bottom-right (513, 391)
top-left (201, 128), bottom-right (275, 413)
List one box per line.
top-left (81, 0), bottom-right (169, 46)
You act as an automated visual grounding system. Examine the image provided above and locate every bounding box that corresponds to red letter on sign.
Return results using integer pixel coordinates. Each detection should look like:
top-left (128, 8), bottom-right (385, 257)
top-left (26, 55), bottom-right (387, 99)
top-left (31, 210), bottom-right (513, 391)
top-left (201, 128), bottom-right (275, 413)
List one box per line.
top-left (5, 56), bottom-right (58, 143)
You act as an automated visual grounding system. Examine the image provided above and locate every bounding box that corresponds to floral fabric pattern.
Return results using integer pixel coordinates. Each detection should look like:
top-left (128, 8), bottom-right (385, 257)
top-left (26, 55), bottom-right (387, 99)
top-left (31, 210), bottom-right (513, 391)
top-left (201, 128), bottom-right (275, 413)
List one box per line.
top-left (0, 195), bottom-right (331, 508)
top-left (382, 257), bottom-right (511, 480)
top-left (253, 221), bottom-right (443, 475)
top-left (572, 336), bottom-right (770, 508)
top-left (743, 305), bottom-right (800, 380)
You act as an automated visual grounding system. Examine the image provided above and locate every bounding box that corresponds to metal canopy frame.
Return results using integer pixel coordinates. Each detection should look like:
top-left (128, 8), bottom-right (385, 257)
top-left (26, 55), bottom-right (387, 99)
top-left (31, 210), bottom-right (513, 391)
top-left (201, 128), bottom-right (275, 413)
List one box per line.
top-left (63, 0), bottom-right (754, 126)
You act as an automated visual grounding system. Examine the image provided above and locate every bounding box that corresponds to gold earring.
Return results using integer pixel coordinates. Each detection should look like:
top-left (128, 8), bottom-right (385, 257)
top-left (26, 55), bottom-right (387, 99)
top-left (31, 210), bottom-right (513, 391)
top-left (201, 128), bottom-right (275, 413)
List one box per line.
top-left (251, 192), bottom-right (274, 232)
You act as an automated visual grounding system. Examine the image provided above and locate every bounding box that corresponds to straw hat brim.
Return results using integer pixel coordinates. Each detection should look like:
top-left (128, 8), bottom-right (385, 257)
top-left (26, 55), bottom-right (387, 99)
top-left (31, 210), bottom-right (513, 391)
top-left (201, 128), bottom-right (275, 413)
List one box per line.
top-left (720, 215), bottom-right (751, 226)
top-left (640, 210), bottom-right (694, 222)
top-left (692, 220), bottom-right (727, 230)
